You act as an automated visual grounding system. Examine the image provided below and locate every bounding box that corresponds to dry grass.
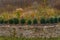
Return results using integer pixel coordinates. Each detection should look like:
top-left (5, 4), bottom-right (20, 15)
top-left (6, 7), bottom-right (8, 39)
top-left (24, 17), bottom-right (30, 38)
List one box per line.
top-left (0, 6), bottom-right (60, 20)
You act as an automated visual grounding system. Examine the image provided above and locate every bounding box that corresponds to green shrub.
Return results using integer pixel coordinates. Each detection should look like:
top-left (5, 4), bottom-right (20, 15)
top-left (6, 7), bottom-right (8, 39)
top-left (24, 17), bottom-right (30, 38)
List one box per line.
top-left (8, 19), bottom-right (13, 24)
top-left (49, 17), bottom-right (54, 24)
top-left (58, 17), bottom-right (60, 22)
top-left (13, 18), bottom-right (19, 24)
top-left (49, 17), bottom-right (58, 24)
top-left (20, 18), bottom-right (26, 25)
top-left (45, 19), bottom-right (50, 24)
top-left (33, 18), bottom-right (38, 24)
top-left (9, 18), bottom-right (19, 24)
top-left (27, 20), bottom-right (32, 25)
top-left (4, 20), bottom-right (8, 24)
top-left (54, 17), bottom-right (58, 23)
top-left (40, 18), bottom-right (46, 24)
top-left (0, 19), bottom-right (4, 24)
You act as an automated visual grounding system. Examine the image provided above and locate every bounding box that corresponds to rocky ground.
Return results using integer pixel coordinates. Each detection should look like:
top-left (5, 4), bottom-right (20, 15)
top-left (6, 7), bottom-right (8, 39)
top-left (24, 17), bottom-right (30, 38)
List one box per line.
top-left (0, 24), bottom-right (60, 38)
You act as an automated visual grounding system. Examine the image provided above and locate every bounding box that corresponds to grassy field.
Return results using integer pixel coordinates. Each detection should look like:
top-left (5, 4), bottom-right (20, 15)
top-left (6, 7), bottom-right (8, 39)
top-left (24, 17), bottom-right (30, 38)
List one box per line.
top-left (0, 37), bottom-right (60, 40)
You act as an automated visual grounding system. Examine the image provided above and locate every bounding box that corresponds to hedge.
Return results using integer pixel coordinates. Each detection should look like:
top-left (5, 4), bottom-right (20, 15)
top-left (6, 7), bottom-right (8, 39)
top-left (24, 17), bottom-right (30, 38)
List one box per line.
top-left (0, 17), bottom-right (59, 25)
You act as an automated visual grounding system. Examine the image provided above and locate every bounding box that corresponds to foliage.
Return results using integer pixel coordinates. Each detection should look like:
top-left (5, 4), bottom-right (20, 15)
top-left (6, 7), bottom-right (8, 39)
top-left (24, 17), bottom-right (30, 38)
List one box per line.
top-left (0, 19), bottom-right (4, 24)
top-left (27, 20), bottom-right (32, 25)
top-left (49, 17), bottom-right (58, 24)
top-left (33, 18), bottom-right (38, 24)
top-left (54, 17), bottom-right (58, 23)
top-left (4, 20), bottom-right (8, 24)
top-left (58, 17), bottom-right (60, 22)
top-left (8, 18), bottom-right (19, 24)
top-left (40, 17), bottom-right (46, 24)
top-left (45, 18), bottom-right (50, 24)
top-left (0, 16), bottom-right (59, 25)
top-left (16, 11), bottom-right (20, 19)
top-left (20, 18), bottom-right (26, 25)
top-left (49, 17), bottom-right (54, 24)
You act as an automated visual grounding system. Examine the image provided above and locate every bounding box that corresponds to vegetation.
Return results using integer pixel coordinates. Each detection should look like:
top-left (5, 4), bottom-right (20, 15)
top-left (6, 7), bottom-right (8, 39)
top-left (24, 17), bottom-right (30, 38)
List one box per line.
top-left (54, 17), bottom-right (58, 23)
top-left (0, 17), bottom-right (5, 24)
top-left (4, 20), bottom-right (8, 24)
top-left (33, 18), bottom-right (38, 24)
top-left (0, 37), bottom-right (60, 40)
top-left (0, 16), bottom-right (59, 25)
top-left (49, 17), bottom-right (55, 24)
top-left (40, 17), bottom-right (46, 24)
top-left (0, 0), bottom-right (60, 39)
top-left (0, 19), bottom-right (4, 24)
top-left (27, 20), bottom-right (32, 25)
top-left (20, 18), bottom-right (26, 25)
top-left (45, 19), bottom-right (50, 24)
top-left (0, 1), bottom-right (59, 25)
top-left (58, 17), bottom-right (60, 22)
top-left (8, 18), bottom-right (19, 24)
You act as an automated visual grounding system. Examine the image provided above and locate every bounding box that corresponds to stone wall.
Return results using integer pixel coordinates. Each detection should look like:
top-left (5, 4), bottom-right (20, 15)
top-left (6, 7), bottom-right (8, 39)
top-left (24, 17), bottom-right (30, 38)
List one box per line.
top-left (0, 24), bottom-right (60, 38)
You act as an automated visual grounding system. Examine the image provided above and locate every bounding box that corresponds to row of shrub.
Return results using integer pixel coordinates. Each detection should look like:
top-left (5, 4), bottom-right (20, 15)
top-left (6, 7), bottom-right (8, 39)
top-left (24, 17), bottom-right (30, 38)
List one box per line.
top-left (0, 18), bottom-right (38, 25)
top-left (0, 17), bottom-right (60, 25)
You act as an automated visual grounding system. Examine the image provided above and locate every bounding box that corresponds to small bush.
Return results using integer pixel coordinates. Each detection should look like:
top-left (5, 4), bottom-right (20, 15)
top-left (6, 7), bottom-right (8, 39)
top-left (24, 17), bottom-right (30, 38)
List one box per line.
top-left (49, 17), bottom-right (58, 24)
top-left (0, 19), bottom-right (4, 24)
top-left (49, 17), bottom-right (54, 24)
top-left (9, 18), bottom-right (19, 24)
top-left (54, 17), bottom-right (58, 23)
top-left (33, 18), bottom-right (38, 24)
top-left (45, 19), bottom-right (50, 24)
top-left (14, 18), bottom-right (19, 24)
top-left (20, 18), bottom-right (26, 25)
top-left (8, 19), bottom-right (13, 24)
top-left (40, 18), bottom-right (46, 24)
top-left (58, 17), bottom-right (60, 22)
top-left (4, 20), bottom-right (8, 24)
top-left (27, 20), bottom-right (32, 25)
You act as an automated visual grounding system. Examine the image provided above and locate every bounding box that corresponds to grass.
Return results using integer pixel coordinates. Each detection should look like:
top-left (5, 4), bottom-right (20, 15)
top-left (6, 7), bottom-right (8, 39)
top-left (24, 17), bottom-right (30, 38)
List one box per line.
top-left (0, 36), bottom-right (60, 40)
top-left (0, 37), bottom-right (60, 40)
